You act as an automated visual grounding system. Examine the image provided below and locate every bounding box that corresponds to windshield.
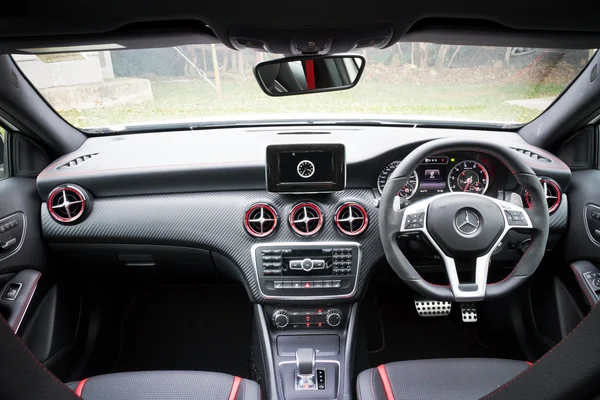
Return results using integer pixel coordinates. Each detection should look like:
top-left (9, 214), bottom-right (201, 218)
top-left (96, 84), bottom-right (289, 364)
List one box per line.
top-left (12, 44), bottom-right (594, 132)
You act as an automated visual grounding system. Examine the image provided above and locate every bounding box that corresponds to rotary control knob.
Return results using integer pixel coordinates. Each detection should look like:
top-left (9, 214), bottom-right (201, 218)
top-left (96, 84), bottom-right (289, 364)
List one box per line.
top-left (272, 310), bottom-right (290, 329)
top-left (326, 309), bottom-right (342, 327)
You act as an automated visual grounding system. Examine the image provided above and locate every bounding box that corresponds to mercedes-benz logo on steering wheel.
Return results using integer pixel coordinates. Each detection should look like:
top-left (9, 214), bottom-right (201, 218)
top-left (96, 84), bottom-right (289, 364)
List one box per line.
top-left (455, 209), bottom-right (480, 235)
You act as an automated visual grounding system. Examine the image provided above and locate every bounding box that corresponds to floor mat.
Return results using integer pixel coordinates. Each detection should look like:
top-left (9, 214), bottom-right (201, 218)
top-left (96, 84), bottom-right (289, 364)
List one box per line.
top-left (368, 304), bottom-right (495, 367)
top-left (113, 284), bottom-right (253, 377)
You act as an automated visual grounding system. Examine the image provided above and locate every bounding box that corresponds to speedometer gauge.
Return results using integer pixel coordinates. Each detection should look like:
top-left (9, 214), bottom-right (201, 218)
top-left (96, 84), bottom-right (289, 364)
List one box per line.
top-left (377, 161), bottom-right (419, 199)
top-left (448, 160), bottom-right (489, 194)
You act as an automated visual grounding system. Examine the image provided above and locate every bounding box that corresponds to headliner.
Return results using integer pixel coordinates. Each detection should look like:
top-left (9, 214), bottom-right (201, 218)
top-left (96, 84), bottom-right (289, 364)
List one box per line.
top-left (2, 1), bottom-right (600, 53)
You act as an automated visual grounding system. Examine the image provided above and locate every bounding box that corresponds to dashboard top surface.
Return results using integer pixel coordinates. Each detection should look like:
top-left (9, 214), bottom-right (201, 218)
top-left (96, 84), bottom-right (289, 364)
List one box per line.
top-left (36, 126), bottom-right (569, 199)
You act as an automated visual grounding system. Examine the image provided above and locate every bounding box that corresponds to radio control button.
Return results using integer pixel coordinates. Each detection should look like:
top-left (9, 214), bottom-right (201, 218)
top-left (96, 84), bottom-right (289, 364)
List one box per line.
top-left (290, 260), bottom-right (302, 270)
top-left (264, 269), bottom-right (281, 276)
top-left (281, 249), bottom-right (292, 255)
top-left (301, 258), bottom-right (314, 271)
top-left (312, 260), bottom-right (325, 269)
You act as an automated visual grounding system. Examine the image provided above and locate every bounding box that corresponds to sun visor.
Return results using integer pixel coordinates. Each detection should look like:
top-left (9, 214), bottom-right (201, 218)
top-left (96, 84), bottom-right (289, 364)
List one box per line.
top-left (400, 20), bottom-right (600, 50)
top-left (3, 22), bottom-right (218, 55)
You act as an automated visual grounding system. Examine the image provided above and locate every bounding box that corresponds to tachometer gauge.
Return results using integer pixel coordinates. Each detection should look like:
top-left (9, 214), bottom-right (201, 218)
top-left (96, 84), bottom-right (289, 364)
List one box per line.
top-left (378, 161), bottom-right (419, 199)
top-left (448, 160), bottom-right (489, 194)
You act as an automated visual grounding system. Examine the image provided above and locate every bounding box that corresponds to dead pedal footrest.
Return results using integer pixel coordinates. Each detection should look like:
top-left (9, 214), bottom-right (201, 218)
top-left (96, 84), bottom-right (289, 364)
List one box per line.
top-left (414, 299), bottom-right (452, 317)
top-left (460, 303), bottom-right (478, 322)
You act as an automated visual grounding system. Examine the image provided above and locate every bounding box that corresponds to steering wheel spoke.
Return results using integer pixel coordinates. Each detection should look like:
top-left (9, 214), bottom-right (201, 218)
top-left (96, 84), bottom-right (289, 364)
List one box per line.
top-left (397, 194), bottom-right (535, 301)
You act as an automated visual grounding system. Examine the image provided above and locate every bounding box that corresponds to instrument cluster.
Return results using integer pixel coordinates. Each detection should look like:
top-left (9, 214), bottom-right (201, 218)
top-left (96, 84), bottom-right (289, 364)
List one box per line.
top-left (377, 153), bottom-right (493, 199)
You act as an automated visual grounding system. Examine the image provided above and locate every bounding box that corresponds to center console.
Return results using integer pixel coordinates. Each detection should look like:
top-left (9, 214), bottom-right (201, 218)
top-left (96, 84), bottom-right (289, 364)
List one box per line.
top-left (257, 304), bottom-right (357, 400)
top-left (252, 242), bottom-right (361, 299)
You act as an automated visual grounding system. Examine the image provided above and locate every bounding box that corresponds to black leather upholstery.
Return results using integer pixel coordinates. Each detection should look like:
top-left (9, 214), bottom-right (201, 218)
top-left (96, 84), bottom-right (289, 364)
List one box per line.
top-left (357, 358), bottom-right (529, 400)
top-left (68, 371), bottom-right (260, 400)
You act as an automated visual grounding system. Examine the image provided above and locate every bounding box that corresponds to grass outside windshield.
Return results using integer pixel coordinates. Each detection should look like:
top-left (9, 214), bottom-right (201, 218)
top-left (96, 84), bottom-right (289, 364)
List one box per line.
top-left (12, 44), bottom-right (594, 131)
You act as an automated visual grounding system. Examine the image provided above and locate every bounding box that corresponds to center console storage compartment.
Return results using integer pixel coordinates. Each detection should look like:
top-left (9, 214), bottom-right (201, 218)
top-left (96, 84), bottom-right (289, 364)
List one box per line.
top-left (277, 335), bottom-right (340, 357)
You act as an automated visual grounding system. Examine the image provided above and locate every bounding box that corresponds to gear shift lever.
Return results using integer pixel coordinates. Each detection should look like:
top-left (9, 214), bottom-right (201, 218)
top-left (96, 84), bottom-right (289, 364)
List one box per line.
top-left (296, 348), bottom-right (316, 376)
top-left (295, 348), bottom-right (316, 390)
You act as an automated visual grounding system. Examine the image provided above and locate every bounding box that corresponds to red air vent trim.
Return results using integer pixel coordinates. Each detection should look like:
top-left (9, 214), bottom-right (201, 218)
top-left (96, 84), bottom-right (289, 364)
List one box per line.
top-left (289, 203), bottom-right (324, 237)
top-left (525, 178), bottom-right (562, 214)
top-left (48, 185), bottom-right (86, 223)
top-left (244, 204), bottom-right (278, 238)
top-left (335, 202), bottom-right (369, 236)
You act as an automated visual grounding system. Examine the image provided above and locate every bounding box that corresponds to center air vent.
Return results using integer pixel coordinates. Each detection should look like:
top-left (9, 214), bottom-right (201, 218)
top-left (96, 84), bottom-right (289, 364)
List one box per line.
top-left (525, 178), bottom-right (562, 214)
top-left (245, 204), bottom-right (278, 238)
top-left (48, 184), bottom-right (91, 223)
top-left (58, 153), bottom-right (99, 169)
top-left (335, 202), bottom-right (369, 236)
top-left (289, 203), bottom-right (323, 237)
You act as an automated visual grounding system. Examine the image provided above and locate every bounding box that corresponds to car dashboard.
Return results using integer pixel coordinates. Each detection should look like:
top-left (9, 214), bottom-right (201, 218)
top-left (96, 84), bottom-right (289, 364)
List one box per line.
top-left (36, 125), bottom-right (570, 305)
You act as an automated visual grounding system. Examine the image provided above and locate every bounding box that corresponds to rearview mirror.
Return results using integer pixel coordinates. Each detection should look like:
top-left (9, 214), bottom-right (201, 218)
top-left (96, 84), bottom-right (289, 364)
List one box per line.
top-left (254, 55), bottom-right (365, 96)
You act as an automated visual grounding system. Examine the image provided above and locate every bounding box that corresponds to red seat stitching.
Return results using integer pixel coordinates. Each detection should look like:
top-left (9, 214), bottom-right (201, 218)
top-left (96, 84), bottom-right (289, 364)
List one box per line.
top-left (370, 368), bottom-right (377, 400)
top-left (1, 316), bottom-right (80, 398)
top-left (481, 307), bottom-right (594, 399)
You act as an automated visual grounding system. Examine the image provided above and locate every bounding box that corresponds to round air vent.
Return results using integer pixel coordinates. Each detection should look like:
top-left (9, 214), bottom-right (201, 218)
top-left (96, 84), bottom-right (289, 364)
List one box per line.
top-left (47, 184), bottom-right (91, 223)
top-left (289, 203), bottom-right (323, 237)
top-left (244, 203), bottom-right (278, 238)
top-left (335, 202), bottom-right (369, 236)
top-left (525, 178), bottom-right (562, 214)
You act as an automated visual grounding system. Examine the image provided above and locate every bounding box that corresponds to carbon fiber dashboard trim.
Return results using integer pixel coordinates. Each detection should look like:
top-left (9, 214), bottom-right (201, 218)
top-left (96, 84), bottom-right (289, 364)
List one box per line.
top-left (549, 194), bottom-right (568, 232)
top-left (41, 189), bottom-right (383, 303)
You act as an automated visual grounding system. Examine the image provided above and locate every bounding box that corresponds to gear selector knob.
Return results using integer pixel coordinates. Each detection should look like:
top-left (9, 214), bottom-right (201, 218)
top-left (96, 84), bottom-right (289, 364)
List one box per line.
top-left (296, 348), bottom-right (316, 377)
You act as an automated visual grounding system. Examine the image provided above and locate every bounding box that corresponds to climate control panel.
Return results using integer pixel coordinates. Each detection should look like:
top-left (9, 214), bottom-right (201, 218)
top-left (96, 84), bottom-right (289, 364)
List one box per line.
top-left (271, 308), bottom-right (343, 329)
top-left (252, 242), bottom-right (361, 298)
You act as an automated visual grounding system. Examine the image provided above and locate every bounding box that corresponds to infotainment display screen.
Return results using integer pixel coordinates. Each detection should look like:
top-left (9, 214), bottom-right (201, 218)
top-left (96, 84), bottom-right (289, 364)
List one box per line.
top-left (266, 144), bottom-right (345, 192)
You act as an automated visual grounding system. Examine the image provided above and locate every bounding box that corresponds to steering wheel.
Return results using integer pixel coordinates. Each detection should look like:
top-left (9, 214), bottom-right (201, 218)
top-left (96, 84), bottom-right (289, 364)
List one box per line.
top-left (379, 138), bottom-right (549, 302)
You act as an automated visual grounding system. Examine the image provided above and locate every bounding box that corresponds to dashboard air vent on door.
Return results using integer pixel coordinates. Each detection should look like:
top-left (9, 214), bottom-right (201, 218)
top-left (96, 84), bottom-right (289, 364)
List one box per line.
top-left (58, 153), bottom-right (99, 169)
top-left (525, 178), bottom-right (562, 214)
top-left (289, 203), bottom-right (324, 237)
top-left (48, 184), bottom-right (91, 223)
top-left (244, 204), bottom-right (278, 238)
top-left (335, 202), bottom-right (369, 236)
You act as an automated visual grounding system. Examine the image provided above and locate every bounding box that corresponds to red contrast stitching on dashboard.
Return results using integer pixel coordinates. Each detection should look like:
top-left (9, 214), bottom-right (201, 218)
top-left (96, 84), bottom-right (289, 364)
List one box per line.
top-left (228, 376), bottom-right (242, 400)
top-left (377, 365), bottom-right (395, 400)
top-left (75, 378), bottom-right (89, 397)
